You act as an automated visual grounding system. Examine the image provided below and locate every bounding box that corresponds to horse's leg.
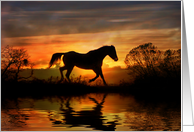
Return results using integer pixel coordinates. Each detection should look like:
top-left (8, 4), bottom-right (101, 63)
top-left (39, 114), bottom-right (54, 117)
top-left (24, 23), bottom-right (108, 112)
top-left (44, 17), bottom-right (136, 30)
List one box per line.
top-left (65, 66), bottom-right (74, 82)
top-left (89, 69), bottom-right (99, 83)
top-left (89, 67), bottom-right (107, 85)
top-left (98, 68), bottom-right (107, 85)
top-left (59, 66), bottom-right (67, 80)
top-left (89, 73), bottom-right (99, 83)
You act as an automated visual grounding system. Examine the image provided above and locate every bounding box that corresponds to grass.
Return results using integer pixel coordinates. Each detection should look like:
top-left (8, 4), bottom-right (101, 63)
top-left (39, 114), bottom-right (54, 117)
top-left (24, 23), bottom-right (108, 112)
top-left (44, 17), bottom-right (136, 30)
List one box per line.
top-left (1, 73), bottom-right (181, 106)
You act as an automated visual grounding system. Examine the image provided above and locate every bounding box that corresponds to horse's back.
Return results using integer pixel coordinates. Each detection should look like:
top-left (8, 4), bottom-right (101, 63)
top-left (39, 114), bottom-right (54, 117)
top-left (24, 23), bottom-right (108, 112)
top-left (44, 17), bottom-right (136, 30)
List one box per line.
top-left (65, 51), bottom-right (85, 57)
top-left (63, 51), bottom-right (100, 69)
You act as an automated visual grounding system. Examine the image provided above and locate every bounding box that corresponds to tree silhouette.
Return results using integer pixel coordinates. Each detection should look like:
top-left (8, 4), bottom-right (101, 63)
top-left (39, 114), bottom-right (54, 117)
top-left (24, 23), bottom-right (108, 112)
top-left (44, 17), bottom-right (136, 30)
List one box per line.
top-left (159, 49), bottom-right (181, 77)
top-left (124, 43), bottom-right (162, 79)
top-left (124, 43), bottom-right (181, 80)
top-left (1, 45), bottom-right (34, 81)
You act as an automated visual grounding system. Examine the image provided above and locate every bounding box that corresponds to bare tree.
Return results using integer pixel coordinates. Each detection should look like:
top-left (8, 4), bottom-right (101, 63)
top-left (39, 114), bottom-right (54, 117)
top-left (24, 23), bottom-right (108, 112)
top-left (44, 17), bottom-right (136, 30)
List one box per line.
top-left (1, 45), bottom-right (34, 81)
top-left (124, 43), bottom-right (181, 79)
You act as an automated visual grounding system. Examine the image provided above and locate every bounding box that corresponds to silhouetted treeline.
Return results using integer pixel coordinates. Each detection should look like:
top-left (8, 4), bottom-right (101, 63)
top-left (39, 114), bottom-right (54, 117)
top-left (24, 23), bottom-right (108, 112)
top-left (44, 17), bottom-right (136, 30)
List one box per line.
top-left (124, 43), bottom-right (181, 88)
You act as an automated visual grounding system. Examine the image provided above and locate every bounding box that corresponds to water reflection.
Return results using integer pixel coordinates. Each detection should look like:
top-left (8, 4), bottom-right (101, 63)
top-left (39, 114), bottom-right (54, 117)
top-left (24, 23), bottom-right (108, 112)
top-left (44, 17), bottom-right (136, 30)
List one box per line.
top-left (1, 93), bottom-right (181, 131)
top-left (48, 94), bottom-right (118, 130)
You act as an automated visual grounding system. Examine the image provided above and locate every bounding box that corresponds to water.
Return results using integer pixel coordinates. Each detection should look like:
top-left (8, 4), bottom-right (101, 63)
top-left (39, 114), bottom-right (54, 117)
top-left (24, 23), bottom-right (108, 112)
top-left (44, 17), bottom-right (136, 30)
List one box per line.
top-left (1, 93), bottom-right (181, 131)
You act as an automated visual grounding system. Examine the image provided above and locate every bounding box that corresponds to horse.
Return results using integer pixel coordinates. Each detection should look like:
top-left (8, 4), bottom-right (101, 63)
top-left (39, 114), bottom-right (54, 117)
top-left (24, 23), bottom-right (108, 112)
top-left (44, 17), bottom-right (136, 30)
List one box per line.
top-left (48, 45), bottom-right (118, 85)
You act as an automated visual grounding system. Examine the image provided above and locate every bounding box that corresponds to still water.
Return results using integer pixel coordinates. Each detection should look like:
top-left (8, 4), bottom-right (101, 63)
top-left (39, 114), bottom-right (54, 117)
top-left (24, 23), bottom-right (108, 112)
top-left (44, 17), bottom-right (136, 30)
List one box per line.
top-left (1, 93), bottom-right (181, 131)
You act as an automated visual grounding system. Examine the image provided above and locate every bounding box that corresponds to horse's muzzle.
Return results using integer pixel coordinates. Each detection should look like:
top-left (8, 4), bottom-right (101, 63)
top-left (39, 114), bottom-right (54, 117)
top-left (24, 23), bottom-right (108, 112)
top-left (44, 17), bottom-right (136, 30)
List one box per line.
top-left (114, 57), bottom-right (118, 61)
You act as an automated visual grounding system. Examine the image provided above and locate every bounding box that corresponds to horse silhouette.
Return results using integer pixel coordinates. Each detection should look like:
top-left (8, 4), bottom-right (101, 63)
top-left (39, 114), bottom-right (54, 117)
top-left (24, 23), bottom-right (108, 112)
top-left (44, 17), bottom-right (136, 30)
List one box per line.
top-left (48, 94), bottom-right (118, 131)
top-left (48, 45), bottom-right (118, 85)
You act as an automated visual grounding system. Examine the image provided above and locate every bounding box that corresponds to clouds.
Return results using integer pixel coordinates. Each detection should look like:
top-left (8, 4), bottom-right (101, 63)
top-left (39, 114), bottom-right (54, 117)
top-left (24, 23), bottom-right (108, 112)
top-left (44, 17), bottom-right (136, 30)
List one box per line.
top-left (1, 1), bottom-right (181, 38)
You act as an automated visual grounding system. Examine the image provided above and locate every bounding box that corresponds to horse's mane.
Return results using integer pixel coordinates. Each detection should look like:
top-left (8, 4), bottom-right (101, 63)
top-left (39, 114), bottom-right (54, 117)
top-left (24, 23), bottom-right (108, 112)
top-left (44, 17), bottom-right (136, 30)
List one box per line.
top-left (87, 45), bottom-right (110, 54)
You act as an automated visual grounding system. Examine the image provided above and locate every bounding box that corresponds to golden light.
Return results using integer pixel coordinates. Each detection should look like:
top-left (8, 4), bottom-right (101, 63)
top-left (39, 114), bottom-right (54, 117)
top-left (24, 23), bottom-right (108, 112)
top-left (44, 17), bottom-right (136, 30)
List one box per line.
top-left (1, 28), bottom-right (181, 84)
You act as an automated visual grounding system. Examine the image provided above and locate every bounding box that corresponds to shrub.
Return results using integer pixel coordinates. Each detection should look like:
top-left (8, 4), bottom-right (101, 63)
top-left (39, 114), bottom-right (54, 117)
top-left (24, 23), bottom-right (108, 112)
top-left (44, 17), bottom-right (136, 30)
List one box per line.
top-left (124, 43), bottom-right (181, 85)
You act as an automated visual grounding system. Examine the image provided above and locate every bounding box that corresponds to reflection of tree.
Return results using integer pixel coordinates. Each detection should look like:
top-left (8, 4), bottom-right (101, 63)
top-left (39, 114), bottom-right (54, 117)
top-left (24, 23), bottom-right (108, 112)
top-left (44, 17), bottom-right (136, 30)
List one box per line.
top-left (124, 110), bottom-right (181, 131)
top-left (1, 99), bottom-right (30, 130)
top-left (2, 109), bottom-right (29, 130)
top-left (124, 102), bottom-right (181, 131)
top-left (48, 94), bottom-right (118, 131)
top-left (1, 45), bottom-right (34, 81)
top-left (125, 111), bottom-right (165, 131)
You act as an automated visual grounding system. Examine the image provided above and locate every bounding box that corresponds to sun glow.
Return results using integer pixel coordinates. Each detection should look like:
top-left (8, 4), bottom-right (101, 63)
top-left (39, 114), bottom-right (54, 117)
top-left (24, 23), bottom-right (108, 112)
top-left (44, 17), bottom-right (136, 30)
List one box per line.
top-left (2, 28), bottom-right (181, 83)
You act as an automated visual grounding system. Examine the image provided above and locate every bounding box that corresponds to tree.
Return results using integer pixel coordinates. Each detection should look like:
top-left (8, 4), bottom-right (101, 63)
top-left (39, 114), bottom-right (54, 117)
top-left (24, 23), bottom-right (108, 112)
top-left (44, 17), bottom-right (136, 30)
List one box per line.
top-left (158, 49), bottom-right (181, 77)
top-left (124, 43), bottom-right (162, 79)
top-left (1, 45), bottom-right (34, 81)
top-left (124, 43), bottom-right (181, 80)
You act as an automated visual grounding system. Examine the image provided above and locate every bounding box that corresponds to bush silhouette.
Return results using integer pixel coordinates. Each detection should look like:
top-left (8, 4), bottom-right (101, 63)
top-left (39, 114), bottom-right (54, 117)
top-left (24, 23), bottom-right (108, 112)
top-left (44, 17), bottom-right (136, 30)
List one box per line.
top-left (124, 43), bottom-right (181, 86)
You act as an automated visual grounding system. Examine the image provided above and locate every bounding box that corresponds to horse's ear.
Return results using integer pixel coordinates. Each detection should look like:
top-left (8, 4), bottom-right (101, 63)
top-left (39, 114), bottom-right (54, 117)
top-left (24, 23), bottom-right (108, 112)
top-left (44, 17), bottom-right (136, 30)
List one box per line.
top-left (111, 45), bottom-right (115, 48)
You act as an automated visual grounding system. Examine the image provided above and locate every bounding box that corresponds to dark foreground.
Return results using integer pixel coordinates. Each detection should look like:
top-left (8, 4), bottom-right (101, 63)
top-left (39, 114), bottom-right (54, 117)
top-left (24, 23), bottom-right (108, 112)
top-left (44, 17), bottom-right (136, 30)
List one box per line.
top-left (1, 77), bottom-right (181, 104)
top-left (1, 79), bottom-right (181, 131)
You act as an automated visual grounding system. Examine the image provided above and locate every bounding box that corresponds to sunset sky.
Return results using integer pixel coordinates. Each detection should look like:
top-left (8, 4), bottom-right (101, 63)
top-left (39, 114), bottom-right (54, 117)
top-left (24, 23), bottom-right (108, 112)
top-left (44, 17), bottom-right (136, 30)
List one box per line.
top-left (1, 1), bottom-right (181, 83)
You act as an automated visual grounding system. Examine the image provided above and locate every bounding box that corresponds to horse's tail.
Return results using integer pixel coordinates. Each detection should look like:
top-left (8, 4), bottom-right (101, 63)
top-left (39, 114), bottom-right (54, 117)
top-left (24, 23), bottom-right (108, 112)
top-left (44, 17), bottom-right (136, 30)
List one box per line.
top-left (48, 53), bottom-right (65, 68)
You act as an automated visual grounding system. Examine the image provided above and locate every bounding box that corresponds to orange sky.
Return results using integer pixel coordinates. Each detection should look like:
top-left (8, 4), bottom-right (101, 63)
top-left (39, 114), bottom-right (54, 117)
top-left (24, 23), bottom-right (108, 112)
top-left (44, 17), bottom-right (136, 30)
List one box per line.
top-left (2, 28), bottom-right (181, 69)
top-left (2, 28), bottom-right (181, 84)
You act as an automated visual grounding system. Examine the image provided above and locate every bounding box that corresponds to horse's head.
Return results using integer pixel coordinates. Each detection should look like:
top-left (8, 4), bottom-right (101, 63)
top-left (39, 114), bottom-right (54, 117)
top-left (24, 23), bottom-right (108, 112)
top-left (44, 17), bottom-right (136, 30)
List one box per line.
top-left (108, 45), bottom-right (118, 61)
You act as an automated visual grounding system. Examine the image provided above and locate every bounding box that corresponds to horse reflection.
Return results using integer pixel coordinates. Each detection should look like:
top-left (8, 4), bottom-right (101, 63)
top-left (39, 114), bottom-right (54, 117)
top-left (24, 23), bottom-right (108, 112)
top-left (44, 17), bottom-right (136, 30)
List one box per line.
top-left (48, 45), bottom-right (118, 85)
top-left (48, 94), bottom-right (118, 131)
